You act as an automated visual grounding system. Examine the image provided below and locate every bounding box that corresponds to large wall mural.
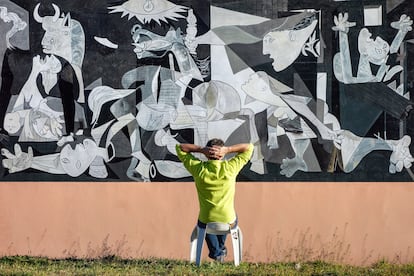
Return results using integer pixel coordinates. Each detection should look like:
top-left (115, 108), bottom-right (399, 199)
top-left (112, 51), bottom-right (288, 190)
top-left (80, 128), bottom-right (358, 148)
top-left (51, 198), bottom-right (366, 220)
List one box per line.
top-left (0, 0), bottom-right (413, 181)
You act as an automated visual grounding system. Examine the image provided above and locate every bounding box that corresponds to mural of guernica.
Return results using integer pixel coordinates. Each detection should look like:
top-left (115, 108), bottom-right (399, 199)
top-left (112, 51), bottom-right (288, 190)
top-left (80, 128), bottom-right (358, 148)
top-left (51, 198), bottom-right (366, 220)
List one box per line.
top-left (0, 0), bottom-right (413, 181)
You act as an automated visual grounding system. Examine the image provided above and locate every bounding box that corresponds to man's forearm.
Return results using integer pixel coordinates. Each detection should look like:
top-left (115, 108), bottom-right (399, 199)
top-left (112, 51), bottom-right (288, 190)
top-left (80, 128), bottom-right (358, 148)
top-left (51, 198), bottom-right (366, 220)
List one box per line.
top-left (179, 143), bottom-right (203, 153)
top-left (224, 143), bottom-right (252, 154)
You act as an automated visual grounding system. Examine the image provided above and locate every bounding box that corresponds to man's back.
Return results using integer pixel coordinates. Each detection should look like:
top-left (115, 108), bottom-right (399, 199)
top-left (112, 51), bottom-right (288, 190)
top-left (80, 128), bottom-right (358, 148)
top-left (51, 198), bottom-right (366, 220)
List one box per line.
top-left (176, 143), bottom-right (253, 223)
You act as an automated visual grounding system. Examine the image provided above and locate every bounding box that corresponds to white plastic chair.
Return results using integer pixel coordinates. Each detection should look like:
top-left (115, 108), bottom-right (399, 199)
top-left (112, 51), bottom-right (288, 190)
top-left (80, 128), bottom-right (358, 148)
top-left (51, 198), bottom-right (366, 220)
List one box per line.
top-left (190, 222), bottom-right (243, 266)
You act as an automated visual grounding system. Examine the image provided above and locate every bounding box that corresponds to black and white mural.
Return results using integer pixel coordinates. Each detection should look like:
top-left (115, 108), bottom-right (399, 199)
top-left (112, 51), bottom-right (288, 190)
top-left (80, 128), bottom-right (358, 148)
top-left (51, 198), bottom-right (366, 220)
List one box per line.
top-left (0, 0), bottom-right (413, 181)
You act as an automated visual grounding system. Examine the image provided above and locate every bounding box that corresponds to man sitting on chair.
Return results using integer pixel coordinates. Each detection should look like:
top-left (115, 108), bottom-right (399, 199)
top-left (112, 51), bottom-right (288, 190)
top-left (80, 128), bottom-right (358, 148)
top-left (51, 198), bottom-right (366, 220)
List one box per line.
top-left (176, 138), bottom-right (253, 262)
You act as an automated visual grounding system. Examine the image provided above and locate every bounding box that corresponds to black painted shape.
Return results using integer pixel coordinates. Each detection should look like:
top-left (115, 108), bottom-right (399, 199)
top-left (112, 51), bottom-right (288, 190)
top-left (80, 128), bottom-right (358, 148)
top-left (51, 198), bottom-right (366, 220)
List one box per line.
top-left (348, 82), bottom-right (413, 119)
top-left (340, 82), bottom-right (413, 136)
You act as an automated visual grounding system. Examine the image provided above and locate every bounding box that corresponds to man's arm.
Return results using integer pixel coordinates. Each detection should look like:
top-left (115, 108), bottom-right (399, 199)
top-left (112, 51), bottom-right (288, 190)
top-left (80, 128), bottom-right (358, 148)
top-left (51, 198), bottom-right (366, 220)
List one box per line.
top-left (177, 143), bottom-right (212, 159)
top-left (222, 143), bottom-right (251, 154)
top-left (179, 143), bottom-right (204, 153)
top-left (178, 143), bottom-right (252, 160)
top-left (212, 143), bottom-right (252, 160)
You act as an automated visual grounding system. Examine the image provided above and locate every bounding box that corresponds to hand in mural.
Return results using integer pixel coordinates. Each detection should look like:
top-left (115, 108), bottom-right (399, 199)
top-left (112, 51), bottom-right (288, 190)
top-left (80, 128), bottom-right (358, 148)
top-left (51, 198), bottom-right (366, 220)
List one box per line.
top-left (332, 12), bottom-right (356, 33)
top-left (332, 130), bottom-right (345, 150)
top-left (391, 14), bottom-right (413, 33)
top-left (1, 144), bottom-right (33, 173)
top-left (280, 156), bottom-right (307, 178)
top-left (388, 135), bottom-right (414, 173)
top-left (36, 98), bottom-right (61, 116)
top-left (32, 111), bottom-right (64, 139)
top-left (31, 55), bottom-right (57, 74)
top-left (48, 116), bottom-right (64, 137)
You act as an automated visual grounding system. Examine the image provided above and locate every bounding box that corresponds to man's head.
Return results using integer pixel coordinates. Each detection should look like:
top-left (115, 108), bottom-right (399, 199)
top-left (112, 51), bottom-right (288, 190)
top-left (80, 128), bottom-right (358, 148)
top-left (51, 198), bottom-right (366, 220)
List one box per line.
top-left (206, 138), bottom-right (224, 160)
top-left (206, 138), bottom-right (224, 148)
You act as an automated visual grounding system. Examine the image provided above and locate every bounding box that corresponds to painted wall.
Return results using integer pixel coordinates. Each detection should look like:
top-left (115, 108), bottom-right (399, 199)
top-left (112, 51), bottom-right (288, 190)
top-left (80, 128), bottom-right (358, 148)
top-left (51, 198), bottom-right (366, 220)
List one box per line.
top-left (1, 0), bottom-right (414, 267)
top-left (1, 182), bottom-right (414, 265)
top-left (0, 0), bottom-right (412, 181)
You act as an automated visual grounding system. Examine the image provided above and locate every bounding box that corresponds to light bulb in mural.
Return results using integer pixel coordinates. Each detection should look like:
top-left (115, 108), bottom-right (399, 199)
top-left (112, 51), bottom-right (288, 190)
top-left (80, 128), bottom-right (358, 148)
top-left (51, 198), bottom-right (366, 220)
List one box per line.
top-left (108, 0), bottom-right (188, 25)
top-left (143, 0), bottom-right (154, 12)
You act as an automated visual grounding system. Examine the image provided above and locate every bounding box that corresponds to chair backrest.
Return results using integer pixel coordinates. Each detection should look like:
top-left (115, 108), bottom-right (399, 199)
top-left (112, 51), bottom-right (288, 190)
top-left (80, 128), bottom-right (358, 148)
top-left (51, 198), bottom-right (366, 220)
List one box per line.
top-left (206, 222), bottom-right (231, 235)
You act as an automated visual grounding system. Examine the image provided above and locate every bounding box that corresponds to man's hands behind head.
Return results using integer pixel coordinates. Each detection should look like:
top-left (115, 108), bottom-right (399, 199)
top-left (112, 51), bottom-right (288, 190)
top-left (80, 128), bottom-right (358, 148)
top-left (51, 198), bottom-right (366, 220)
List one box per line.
top-left (203, 145), bottom-right (226, 160)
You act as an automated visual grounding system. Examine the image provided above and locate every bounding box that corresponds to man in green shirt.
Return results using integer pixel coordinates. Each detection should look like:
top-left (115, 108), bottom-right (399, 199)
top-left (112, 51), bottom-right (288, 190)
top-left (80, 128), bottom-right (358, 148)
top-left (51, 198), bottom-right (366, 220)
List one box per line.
top-left (176, 138), bottom-right (253, 261)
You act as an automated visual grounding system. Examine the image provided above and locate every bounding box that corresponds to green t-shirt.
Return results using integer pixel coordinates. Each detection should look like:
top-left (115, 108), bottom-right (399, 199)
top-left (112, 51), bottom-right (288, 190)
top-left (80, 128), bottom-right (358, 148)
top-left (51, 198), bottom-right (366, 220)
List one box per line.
top-left (176, 144), bottom-right (253, 224)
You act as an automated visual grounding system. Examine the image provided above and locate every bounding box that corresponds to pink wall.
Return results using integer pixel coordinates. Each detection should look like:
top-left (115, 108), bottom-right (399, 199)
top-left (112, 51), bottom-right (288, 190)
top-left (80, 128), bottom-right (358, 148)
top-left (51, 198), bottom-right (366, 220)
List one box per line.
top-left (1, 182), bottom-right (414, 265)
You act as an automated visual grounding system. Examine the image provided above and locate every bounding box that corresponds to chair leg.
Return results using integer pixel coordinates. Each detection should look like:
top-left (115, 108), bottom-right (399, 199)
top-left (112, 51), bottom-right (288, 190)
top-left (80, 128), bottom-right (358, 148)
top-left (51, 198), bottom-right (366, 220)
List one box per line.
top-left (190, 226), bottom-right (198, 263)
top-left (238, 227), bottom-right (243, 262)
top-left (230, 226), bottom-right (242, 266)
top-left (195, 226), bottom-right (206, 266)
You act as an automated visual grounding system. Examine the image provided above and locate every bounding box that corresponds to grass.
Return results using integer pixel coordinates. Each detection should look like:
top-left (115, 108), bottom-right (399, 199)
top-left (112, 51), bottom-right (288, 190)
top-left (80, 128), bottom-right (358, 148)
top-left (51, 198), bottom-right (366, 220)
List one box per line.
top-left (1, 256), bottom-right (414, 275)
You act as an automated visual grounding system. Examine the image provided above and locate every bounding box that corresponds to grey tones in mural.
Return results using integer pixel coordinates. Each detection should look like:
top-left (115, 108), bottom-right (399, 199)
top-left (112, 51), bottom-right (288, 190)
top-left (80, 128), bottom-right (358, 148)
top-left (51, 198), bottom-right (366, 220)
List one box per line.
top-left (0, 0), bottom-right (413, 181)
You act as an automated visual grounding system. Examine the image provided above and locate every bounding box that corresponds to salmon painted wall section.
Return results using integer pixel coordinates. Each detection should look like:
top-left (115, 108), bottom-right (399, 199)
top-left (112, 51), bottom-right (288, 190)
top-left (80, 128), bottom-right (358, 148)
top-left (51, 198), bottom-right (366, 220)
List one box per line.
top-left (1, 182), bottom-right (413, 265)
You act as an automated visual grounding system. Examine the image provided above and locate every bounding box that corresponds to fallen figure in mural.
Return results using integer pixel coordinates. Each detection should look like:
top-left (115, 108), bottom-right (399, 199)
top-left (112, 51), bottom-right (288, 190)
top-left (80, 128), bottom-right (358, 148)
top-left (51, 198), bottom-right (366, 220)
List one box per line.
top-left (1, 86), bottom-right (139, 179)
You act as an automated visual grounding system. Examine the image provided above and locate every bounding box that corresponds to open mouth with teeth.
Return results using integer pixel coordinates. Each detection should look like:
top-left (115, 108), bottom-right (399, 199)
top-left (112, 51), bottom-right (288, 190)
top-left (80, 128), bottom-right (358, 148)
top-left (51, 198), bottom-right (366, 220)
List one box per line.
top-left (132, 40), bottom-right (172, 59)
top-left (42, 46), bottom-right (52, 52)
top-left (131, 26), bottom-right (173, 59)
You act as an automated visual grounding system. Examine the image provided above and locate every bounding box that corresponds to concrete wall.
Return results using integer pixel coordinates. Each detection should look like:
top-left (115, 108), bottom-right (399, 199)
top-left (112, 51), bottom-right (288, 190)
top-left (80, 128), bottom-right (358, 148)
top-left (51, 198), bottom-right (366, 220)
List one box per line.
top-left (1, 182), bottom-right (414, 266)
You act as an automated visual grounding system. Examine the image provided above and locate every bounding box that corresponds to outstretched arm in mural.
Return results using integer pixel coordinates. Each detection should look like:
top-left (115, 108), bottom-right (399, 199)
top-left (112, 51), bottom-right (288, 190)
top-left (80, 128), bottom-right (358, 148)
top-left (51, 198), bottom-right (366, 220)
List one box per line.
top-left (1, 139), bottom-right (112, 177)
top-left (1, 143), bottom-right (63, 174)
top-left (332, 12), bottom-right (366, 84)
top-left (279, 94), bottom-right (338, 142)
top-left (389, 14), bottom-right (413, 54)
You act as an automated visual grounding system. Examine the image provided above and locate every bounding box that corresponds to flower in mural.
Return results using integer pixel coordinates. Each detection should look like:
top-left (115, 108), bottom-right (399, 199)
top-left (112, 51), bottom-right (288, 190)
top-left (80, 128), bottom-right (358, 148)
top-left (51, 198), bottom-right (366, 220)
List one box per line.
top-left (108, 0), bottom-right (187, 25)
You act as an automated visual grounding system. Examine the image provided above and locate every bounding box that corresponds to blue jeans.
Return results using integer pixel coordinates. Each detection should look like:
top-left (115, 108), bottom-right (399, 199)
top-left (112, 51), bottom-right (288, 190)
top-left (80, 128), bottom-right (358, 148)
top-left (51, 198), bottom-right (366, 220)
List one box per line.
top-left (197, 218), bottom-right (238, 260)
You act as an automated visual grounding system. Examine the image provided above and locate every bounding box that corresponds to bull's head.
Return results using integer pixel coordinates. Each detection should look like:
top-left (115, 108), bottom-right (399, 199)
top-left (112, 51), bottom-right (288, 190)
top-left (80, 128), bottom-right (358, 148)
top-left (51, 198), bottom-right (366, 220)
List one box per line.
top-left (33, 3), bottom-right (72, 60)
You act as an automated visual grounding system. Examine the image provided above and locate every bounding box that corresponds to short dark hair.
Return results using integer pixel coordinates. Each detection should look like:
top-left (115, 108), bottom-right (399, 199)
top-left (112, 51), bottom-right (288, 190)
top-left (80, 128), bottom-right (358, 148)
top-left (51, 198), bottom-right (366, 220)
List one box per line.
top-left (206, 138), bottom-right (224, 147)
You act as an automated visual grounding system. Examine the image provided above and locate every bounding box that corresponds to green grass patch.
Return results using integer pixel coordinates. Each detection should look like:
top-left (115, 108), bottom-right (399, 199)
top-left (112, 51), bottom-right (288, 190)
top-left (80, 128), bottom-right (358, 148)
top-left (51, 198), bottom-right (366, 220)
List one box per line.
top-left (1, 256), bottom-right (414, 275)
